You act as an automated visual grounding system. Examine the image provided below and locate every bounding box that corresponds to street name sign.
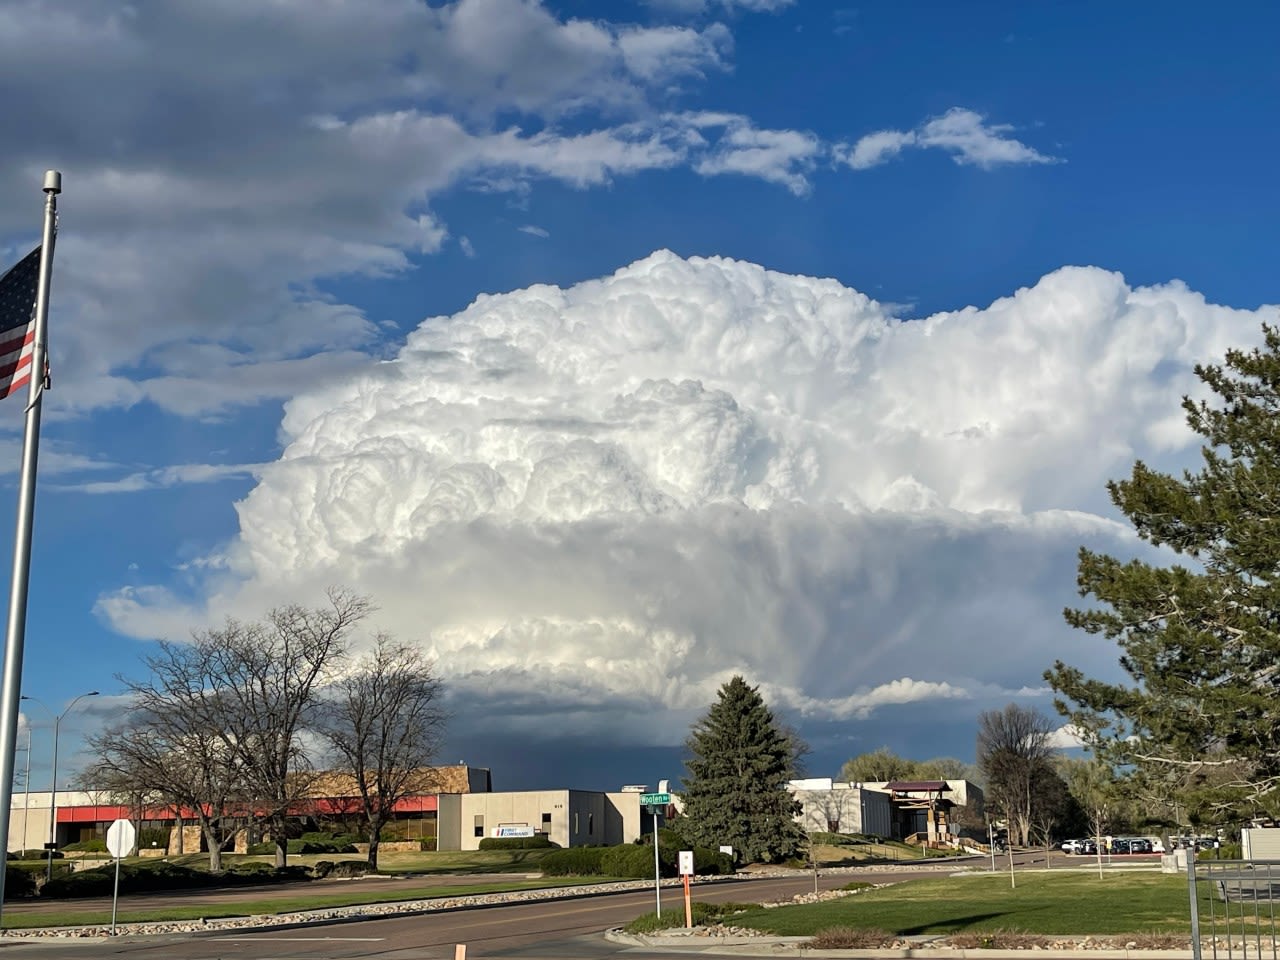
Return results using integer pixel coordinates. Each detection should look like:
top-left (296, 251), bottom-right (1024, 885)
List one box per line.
top-left (639, 792), bottom-right (670, 805)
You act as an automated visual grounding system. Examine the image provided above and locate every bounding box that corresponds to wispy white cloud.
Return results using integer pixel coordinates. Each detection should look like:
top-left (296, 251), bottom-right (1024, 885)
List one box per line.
top-left (690, 115), bottom-right (822, 195)
top-left (49, 462), bottom-right (265, 495)
top-left (517, 224), bottom-right (551, 238)
top-left (642, 0), bottom-right (794, 12)
top-left (839, 107), bottom-right (1059, 171)
top-left (0, 0), bottom-right (784, 418)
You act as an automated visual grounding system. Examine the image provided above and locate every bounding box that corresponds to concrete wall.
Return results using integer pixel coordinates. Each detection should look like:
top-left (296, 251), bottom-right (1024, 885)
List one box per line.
top-left (1243, 827), bottom-right (1280, 860)
top-left (6, 790), bottom-right (101, 852)
top-left (790, 782), bottom-right (891, 837)
top-left (605, 792), bottom-right (642, 845)
top-left (459, 790), bottom-right (570, 850)
top-left (453, 790), bottom-right (644, 851)
top-left (436, 793), bottom-right (462, 852)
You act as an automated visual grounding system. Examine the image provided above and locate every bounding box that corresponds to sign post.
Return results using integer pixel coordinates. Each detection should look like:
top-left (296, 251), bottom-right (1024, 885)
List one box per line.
top-left (678, 850), bottom-right (694, 928)
top-left (106, 818), bottom-right (135, 935)
top-left (641, 793), bottom-right (670, 918)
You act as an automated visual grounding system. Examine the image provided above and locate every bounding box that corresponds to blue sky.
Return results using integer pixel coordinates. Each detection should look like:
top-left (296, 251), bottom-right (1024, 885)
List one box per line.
top-left (0, 0), bottom-right (1277, 792)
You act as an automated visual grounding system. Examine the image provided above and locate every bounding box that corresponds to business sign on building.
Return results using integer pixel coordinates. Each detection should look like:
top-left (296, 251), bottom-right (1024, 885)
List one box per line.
top-left (493, 825), bottom-right (536, 838)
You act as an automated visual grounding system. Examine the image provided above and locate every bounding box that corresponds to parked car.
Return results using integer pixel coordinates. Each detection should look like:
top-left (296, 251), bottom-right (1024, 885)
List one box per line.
top-left (1060, 839), bottom-right (1086, 854)
top-left (1129, 838), bottom-right (1153, 854)
top-left (1110, 838), bottom-right (1132, 854)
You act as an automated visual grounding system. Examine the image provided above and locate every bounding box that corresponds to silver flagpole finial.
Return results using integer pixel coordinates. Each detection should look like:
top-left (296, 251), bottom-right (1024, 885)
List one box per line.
top-left (42, 170), bottom-right (61, 195)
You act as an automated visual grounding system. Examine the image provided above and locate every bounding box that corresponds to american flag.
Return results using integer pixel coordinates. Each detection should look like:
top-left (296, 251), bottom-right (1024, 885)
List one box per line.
top-left (0, 246), bottom-right (41, 400)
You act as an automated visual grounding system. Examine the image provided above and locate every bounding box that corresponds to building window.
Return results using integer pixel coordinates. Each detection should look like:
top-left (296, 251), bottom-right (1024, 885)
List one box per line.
top-left (474, 815), bottom-right (484, 839)
top-left (541, 813), bottom-right (551, 828)
top-left (573, 812), bottom-right (579, 834)
top-left (588, 813), bottom-right (594, 836)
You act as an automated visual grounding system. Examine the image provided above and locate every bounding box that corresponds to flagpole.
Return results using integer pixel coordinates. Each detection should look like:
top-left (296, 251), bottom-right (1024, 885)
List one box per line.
top-left (0, 170), bottom-right (60, 917)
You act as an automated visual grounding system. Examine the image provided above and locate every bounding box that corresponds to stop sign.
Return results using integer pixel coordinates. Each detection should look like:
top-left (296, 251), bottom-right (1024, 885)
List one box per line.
top-left (105, 818), bottom-right (136, 858)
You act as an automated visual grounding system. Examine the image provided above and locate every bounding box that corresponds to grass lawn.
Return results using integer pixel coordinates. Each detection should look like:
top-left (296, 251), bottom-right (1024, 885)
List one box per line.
top-left (1, 875), bottom-right (613, 929)
top-left (731, 872), bottom-right (1201, 936)
top-left (810, 840), bottom-right (970, 867)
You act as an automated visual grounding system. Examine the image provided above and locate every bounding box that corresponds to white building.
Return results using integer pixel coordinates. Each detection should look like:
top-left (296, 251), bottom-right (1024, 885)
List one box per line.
top-left (787, 778), bottom-right (893, 837)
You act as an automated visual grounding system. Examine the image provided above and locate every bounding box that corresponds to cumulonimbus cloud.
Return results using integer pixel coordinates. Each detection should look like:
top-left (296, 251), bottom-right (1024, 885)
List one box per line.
top-left (98, 251), bottom-right (1275, 746)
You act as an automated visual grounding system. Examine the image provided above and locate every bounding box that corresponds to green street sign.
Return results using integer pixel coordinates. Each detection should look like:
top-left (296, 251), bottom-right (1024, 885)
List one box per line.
top-left (639, 792), bottom-right (671, 805)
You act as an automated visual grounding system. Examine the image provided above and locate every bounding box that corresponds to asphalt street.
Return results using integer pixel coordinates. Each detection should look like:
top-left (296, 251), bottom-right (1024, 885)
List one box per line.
top-left (0, 872), bottom-right (904, 960)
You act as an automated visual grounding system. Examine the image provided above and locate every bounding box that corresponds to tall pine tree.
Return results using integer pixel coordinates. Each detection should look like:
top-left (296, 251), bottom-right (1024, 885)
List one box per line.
top-left (679, 676), bottom-right (804, 863)
top-left (1047, 325), bottom-right (1280, 824)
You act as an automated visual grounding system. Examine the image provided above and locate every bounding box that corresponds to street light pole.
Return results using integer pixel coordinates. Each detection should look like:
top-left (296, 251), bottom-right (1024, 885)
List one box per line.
top-left (22, 692), bottom-right (98, 882)
top-left (20, 728), bottom-right (30, 852)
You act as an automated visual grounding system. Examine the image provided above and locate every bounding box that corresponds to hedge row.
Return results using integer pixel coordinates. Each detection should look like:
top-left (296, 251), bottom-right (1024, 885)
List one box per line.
top-left (539, 844), bottom-right (732, 878)
top-left (245, 839), bottom-right (359, 855)
top-left (477, 835), bottom-right (556, 850)
top-left (62, 839), bottom-right (108, 853)
top-left (40, 860), bottom-right (316, 899)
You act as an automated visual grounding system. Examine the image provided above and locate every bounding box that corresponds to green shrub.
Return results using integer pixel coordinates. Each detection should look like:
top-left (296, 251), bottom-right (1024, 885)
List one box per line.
top-left (301, 831), bottom-right (362, 848)
top-left (602, 844), bottom-right (668, 878)
top-left (540, 846), bottom-right (609, 876)
top-left (841, 880), bottom-right (874, 892)
top-left (62, 839), bottom-right (108, 853)
top-left (222, 863), bottom-right (311, 885)
top-left (247, 839), bottom-right (356, 855)
top-left (4, 865), bottom-right (36, 899)
top-left (9, 860), bottom-right (71, 883)
top-left (692, 846), bottom-right (734, 875)
top-left (419, 837), bottom-right (436, 851)
top-left (225, 861), bottom-right (276, 878)
top-left (327, 860), bottom-right (370, 878)
top-left (478, 835), bottom-right (555, 850)
top-left (542, 842), bottom-right (710, 878)
top-left (8, 849), bottom-right (60, 861)
top-left (42, 861), bottom-right (209, 899)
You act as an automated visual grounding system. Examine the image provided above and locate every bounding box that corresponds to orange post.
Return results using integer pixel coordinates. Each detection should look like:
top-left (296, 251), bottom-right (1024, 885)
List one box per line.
top-left (683, 874), bottom-right (692, 928)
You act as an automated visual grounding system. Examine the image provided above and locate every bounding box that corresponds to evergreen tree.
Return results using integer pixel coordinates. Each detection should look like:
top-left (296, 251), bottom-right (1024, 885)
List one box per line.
top-left (1047, 326), bottom-right (1280, 824)
top-left (679, 676), bottom-right (804, 863)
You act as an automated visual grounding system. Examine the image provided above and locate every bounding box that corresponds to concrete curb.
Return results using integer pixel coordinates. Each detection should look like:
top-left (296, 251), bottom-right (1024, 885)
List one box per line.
top-left (605, 930), bottom-right (1195, 958)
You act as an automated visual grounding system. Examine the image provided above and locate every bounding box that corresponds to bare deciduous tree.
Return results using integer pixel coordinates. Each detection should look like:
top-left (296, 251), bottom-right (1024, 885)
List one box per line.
top-left (977, 704), bottom-right (1054, 847)
top-left (199, 589), bottom-right (371, 867)
top-left (84, 690), bottom-right (245, 871)
top-left (315, 636), bottom-right (447, 869)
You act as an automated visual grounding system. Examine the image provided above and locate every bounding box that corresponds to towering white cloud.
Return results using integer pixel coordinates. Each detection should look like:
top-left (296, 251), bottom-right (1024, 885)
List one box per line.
top-left (101, 252), bottom-right (1276, 746)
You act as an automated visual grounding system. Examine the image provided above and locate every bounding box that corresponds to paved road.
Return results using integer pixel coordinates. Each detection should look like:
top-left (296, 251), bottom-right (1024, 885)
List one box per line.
top-left (0, 871), bottom-right (926, 960)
